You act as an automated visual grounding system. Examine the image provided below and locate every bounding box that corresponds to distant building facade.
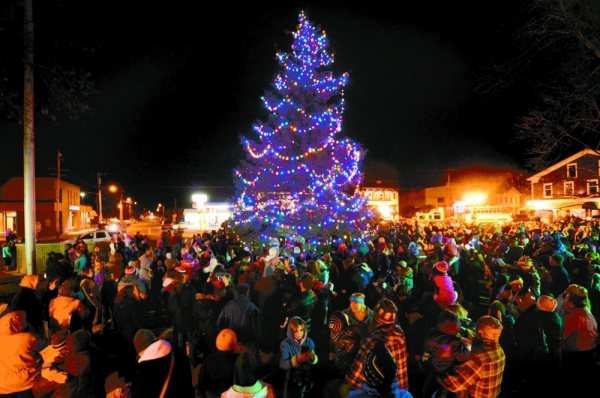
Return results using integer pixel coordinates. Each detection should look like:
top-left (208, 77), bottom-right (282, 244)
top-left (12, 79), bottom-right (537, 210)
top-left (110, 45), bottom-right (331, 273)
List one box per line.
top-left (359, 179), bottom-right (400, 220)
top-left (526, 149), bottom-right (600, 220)
top-left (0, 177), bottom-right (93, 239)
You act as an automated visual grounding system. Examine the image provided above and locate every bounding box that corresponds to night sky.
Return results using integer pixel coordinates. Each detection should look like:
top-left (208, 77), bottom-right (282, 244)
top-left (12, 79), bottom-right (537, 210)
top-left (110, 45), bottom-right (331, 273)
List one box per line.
top-left (0, 1), bottom-right (530, 215)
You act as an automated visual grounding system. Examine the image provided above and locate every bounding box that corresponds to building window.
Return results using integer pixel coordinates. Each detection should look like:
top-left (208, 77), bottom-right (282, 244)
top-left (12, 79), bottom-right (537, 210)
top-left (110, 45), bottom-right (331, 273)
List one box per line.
top-left (437, 197), bottom-right (444, 204)
top-left (385, 191), bottom-right (390, 199)
top-left (588, 179), bottom-right (599, 195)
top-left (366, 191), bottom-right (372, 199)
top-left (543, 183), bottom-right (552, 198)
top-left (564, 181), bottom-right (574, 196)
top-left (567, 163), bottom-right (577, 178)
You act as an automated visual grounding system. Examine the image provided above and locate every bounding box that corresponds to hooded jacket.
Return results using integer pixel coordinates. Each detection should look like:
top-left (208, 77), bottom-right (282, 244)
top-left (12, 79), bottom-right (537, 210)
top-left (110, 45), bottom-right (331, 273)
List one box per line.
top-left (12, 275), bottom-right (42, 330)
top-left (279, 316), bottom-right (318, 370)
top-left (0, 311), bottom-right (46, 394)
top-left (49, 295), bottom-right (82, 330)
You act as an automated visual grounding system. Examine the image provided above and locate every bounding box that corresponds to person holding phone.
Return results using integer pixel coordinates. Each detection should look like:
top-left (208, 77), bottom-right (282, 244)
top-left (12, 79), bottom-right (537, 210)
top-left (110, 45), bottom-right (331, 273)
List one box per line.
top-left (280, 316), bottom-right (318, 397)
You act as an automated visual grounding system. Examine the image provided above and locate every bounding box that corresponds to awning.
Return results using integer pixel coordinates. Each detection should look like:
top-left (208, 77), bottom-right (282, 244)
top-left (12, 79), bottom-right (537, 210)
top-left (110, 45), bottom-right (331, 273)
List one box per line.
top-left (89, 210), bottom-right (98, 217)
top-left (582, 202), bottom-right (598, 210)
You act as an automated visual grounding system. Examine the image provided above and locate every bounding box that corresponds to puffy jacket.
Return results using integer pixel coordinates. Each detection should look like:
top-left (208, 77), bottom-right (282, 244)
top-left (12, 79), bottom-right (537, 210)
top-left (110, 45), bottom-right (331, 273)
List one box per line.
top-left (0, 311), bottom-right (46, 394)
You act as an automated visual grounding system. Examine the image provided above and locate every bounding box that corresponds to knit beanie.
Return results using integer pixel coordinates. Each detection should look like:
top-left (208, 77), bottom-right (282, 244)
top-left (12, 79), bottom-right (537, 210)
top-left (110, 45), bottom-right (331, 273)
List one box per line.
top-left (550, 254), bottom-right (564, 266)
top-left (233, 352), bottom-right (257, 387)
top-left (134, 329), bottom-right (157, 355)
top-left (374, 298), bottom-right (397, 325)
top-left (476, 316), bottom-right (503, 342)
top-left (328, 311), bottom-right (350, 335)
top-left (434, 261), bottom-right (449, 274)
top-left (537, 295), bottom-right (557, 312)
top-left (216, 328), bottom-right (237, 351)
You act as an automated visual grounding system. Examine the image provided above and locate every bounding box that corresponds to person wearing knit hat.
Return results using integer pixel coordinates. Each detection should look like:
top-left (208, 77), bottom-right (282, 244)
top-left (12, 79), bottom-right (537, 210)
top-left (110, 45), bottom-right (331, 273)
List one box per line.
top-left (344, 298), bottom-right (409, 392)
top-left (439, 315), bottom-right (506, 398)
top-left (198, 328), bottom-right (240, 396)
top-left (512, 292), bottom-right (563, 390)
top-left (434, 261), bottom-right (449, 275)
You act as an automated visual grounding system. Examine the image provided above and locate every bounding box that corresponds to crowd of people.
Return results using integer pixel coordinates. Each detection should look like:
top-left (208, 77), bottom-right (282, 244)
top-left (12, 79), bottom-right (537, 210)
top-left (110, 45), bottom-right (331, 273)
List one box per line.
top-left (0, 216), bottom-right (599, 397)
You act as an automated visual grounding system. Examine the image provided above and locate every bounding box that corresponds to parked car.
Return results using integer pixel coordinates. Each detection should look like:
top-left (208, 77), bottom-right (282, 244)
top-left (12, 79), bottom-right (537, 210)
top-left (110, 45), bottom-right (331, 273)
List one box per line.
top-left (161, 220), bottom-right (174, 230)
top-left (62, 229), bottom-right (114, 245)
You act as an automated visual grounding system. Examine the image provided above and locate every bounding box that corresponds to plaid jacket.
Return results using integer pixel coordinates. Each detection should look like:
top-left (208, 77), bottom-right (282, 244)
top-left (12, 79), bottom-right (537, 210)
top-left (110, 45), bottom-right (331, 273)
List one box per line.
top-left (440, 339), bottom-right (505, 398)
top-left (345, 323), bottom-right (409, 391)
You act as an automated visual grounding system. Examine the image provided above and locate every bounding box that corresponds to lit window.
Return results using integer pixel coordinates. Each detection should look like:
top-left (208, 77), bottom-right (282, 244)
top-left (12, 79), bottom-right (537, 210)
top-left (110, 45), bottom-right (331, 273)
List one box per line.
top-left (543, 183), bottom-right (552, 198)
top-left (567, 163), bottom-right (577, 178)
top-left (588, 180), bottom-right (599, 195)
top-left (564, 181), bottom-right (574, 196)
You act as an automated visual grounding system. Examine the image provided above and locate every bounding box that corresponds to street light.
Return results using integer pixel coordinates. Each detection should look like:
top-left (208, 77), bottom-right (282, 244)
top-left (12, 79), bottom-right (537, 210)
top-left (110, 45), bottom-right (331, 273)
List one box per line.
top-left (108, 184), bottom-right (124, 224)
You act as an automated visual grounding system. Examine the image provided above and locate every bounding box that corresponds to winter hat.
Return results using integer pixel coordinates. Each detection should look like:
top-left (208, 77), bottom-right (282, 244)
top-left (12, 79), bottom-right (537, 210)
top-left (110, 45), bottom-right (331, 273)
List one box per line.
top-left (374, 298), bottom-right (398, 325)
top-left (362, 341), bottom-right (398, 392)
top-left (476, 316), bottom-right (503, 342)
top-left (233, 352), bottom-right (257, 387)
top-left (51, 328), bottom-right (70, 349)
top-left (537, 295), bottom-right (557, 312)
top-left (20, 275), bottom-right (38, 290)
top-left (328, 311), bottom-right (350, 335)
top-left (434, 261), bottom-right (449, 274)
top-left (508, 276), bottom-right (524, 287)
top-left (397, 261), bottom-right (408, 269)
top-left (134, 329), bottom-right (157, 355)
top-left (124, 266), bottom-right (137, 275)
top-left (216, 328), bottom-right (237, 351)
top-left (550, 254), bottom-right (564, 266)
top-left (517, 255), bottom-right (534, 270)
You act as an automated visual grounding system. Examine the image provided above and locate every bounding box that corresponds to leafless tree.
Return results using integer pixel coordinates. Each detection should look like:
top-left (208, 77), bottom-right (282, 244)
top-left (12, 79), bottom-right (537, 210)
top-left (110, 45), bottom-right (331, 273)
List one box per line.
top-left (479, 0), bottom-right (600, 171)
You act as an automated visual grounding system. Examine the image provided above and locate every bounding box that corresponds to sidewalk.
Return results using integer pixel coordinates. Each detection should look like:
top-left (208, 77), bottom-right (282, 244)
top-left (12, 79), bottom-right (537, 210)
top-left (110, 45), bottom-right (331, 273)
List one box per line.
top-left (0, 269), bottom-right (25, 285)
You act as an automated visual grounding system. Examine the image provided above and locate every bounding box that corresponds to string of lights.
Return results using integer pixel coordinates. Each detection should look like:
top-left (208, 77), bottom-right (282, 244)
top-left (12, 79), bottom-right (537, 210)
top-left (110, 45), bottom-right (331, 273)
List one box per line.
top-left (231, 11), bottom-right (373, 248)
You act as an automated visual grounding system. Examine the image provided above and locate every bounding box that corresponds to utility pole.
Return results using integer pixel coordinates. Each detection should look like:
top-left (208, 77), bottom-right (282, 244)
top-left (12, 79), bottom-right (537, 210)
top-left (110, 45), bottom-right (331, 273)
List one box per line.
top-left (56, 151), bottom-right (61, 237)
top-left (97, 173), bottom-right (105, 223)
top-left (23, 0), bottom-right (35, 274)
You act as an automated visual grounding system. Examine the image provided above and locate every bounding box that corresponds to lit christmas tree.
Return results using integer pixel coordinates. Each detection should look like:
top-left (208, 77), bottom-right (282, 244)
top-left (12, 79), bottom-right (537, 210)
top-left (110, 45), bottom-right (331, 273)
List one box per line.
top-left (232, 11), bottom-right (372, 248)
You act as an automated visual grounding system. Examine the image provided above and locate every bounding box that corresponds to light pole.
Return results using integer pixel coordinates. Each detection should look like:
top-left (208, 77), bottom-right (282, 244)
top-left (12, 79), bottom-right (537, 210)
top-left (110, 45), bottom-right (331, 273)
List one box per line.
top-left (108, 185), bottom-right (124, 224)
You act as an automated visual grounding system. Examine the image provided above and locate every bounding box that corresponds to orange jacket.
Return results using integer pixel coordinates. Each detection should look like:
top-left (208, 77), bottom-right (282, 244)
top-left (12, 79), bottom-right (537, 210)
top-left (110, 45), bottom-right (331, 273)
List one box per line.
top-left (49, 296), bottom-right (82, 329)
top-left (0, 311), bottom-right (46, 394)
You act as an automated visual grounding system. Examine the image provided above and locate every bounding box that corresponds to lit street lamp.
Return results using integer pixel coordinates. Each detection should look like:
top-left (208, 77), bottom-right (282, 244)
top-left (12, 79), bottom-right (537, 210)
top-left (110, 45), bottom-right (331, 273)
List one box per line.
top-left (108, 184), bottom-right (124, 224)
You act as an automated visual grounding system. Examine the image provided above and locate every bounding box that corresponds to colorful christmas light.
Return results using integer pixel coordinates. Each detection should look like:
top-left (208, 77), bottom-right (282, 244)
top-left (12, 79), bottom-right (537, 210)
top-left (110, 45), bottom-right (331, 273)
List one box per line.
top-left (232, 11), bottom-right (373, 246)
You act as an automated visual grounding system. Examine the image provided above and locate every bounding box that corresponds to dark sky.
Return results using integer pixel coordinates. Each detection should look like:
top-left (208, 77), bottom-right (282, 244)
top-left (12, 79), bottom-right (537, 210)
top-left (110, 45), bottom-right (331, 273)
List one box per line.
top-left (0, 1), bottom-right (529, 214)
